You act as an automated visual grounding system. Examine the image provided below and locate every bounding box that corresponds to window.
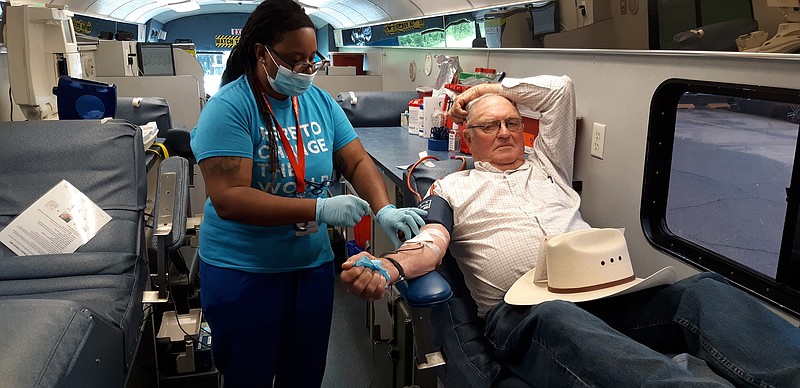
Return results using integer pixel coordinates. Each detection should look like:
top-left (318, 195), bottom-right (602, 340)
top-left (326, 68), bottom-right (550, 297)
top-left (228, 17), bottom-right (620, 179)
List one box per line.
top-left (196, 51), bottom-right (229, 97)
top-left (643, 79), bottom-right (800, 314)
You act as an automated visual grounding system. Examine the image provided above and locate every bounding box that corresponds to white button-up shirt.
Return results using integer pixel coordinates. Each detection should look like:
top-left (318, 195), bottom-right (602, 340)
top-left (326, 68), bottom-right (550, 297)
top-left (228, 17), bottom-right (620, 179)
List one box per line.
top-left (431, 75), bottom-right (590, 317)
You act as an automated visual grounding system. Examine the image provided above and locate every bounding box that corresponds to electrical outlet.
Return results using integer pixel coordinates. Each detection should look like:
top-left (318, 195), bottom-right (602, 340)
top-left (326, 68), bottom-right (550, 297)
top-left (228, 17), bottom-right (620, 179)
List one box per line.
top-left (628, 0), bottom-right (639, 15)
top-left (591, 123), bottom-right (606, 159)
top-left (579, 0), bottom-right (594, 25)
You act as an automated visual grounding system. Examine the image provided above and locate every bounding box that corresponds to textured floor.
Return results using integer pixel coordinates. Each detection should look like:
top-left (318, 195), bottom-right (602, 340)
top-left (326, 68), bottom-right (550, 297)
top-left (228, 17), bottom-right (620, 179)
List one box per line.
top-left (322, 279), bottom-right (394, 388)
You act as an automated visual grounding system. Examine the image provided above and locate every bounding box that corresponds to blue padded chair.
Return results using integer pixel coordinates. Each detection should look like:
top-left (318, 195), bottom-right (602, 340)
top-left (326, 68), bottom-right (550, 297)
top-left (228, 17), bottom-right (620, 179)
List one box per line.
top-left (336, 90), bottom-right (418, 127)
top-left (0, 119), bottom-right (148, 387)
top-left (399, 158), bottom-right (529, 387)
top-left (115, 96), bottom-right (195, 166)
top-left (116, 96), bottom-right (173, 134)
top-left (335, 90), bottom-right (523, 386)
top-left (400, 159), bottom-right (584, 387)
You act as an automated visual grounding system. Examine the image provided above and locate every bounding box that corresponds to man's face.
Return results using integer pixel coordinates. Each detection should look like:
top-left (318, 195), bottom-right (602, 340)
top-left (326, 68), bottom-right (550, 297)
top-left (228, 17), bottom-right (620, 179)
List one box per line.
top-left (464, 95), bottom-right (525, 169)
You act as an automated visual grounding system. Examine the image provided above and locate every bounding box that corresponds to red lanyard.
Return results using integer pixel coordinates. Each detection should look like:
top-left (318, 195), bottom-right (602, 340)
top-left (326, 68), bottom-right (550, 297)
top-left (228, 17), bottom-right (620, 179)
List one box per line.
top-left (262, 94), bottom-right (306, 195)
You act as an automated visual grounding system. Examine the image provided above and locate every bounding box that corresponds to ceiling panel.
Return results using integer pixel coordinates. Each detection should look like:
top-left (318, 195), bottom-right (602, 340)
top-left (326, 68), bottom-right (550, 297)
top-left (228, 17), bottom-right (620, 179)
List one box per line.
top-left (149, 3), bottom-right (258, 24)
top-left (125, 3), bottom-right (166, 24)
top-left (88, 0), bottom-right (136, 16)
top-left (312, 8), bottom-right (359, 30)
top-left (359, 0), bottom-right (423, 21)
top-left (109, 1), bottom-right (153, 20)
top-left (410, 0), bottom-right (474, 16)
top-left (42, 0), bottom-right (529, 29)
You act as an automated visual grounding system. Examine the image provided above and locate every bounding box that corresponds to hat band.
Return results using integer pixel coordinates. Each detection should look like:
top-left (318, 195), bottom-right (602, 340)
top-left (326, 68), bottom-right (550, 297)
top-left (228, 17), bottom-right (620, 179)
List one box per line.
top-left (547, 275), bottom-right (636, 294)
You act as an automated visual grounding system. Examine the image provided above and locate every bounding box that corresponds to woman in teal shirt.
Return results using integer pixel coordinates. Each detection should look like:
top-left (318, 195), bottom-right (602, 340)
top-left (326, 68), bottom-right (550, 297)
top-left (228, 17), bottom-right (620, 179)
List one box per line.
top-left (190, 0), bottom-right (425, 386)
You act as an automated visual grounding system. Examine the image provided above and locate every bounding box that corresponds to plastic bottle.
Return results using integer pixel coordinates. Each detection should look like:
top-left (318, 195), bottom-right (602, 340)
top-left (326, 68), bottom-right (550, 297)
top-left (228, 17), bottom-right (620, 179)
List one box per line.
top-left (418, 102), bottom-right (424, 137)
top-left (408, 98), bottom-right (423, 135)
top-left (448, 126), bottom-right (461, 152)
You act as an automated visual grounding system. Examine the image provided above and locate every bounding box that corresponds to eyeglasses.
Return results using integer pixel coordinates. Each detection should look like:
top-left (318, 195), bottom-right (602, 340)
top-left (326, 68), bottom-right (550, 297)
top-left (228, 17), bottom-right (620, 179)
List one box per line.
top-left (304, 179), bottom-right (334, 195)
top-left (466, 118), bottom-right (524, 135)
top-left (264, 44), bottom-right (330, 74)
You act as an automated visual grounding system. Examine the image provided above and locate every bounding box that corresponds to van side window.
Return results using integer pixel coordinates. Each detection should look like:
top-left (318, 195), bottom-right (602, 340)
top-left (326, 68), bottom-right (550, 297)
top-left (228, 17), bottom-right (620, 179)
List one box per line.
top-left (643, 79), bottom-right (800, 315)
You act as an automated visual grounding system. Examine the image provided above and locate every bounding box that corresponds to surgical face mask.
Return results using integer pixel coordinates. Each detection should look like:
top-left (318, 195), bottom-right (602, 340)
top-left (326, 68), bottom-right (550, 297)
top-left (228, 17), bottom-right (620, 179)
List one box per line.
top-left (262, 50), bottom-right (316, 96)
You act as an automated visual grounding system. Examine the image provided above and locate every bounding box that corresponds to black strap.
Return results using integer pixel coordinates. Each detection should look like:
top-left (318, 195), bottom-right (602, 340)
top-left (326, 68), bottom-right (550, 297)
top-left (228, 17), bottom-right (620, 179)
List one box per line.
top-left (381, 254), bottom-right (406, 284)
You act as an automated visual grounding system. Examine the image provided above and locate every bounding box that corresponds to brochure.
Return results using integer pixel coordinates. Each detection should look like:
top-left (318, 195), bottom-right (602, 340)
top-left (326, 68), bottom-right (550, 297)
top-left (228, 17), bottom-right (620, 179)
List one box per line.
top-left (0, 180), bottom-right (112, 256)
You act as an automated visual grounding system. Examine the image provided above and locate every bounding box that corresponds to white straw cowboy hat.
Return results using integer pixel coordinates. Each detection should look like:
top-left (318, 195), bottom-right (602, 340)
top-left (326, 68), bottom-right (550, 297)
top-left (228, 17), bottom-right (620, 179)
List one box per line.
top-left (505, 228), bottom-right (676, 305)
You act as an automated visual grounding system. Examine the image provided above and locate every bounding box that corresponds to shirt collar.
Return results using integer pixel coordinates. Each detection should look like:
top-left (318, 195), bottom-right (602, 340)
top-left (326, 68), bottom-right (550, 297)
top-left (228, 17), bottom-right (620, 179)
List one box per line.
top-left (475, 160), bottom-right (531, 173)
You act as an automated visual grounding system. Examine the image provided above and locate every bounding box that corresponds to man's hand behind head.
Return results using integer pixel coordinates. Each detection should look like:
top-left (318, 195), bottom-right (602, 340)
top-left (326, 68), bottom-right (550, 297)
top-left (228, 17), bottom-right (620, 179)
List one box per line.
top-left (448, 83), bottom-right (503, 124)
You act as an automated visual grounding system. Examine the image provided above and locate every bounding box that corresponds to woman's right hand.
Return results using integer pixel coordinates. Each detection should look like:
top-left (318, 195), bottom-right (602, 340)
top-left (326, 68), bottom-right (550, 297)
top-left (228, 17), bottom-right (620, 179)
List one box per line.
top-left (315, 195), bottom-right (370, 227)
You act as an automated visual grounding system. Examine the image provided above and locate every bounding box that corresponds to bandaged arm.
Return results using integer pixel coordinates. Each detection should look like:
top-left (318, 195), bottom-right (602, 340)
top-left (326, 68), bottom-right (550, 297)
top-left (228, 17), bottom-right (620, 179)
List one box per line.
top-left (381, 195), bottom-right (452, 285)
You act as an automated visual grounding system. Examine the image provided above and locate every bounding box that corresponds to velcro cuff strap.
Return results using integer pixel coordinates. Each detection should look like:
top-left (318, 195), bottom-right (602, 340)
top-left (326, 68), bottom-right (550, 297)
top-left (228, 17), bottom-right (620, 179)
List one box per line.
top-left (418, 195), bottom-right (453, 235)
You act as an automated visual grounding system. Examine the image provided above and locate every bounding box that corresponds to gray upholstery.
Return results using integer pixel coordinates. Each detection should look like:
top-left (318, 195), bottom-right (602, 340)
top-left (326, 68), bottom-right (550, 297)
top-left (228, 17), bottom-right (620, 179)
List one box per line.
top-left (671, 19), bottom-right (758, 51)
top-left (0, 119), bottom-right (148, 387)
top-left (116, 96), bottom-right (173, 135)
top-left (336, 91), bottom-right (417, 127)
top-left (116, 96), bottom-right (194, 164)
top-left (151, 156), bottom-right (190, 253)
top-left (0, 299), bottom-right (123, 388)
top-left (403, 158), bottom-right (527, 387)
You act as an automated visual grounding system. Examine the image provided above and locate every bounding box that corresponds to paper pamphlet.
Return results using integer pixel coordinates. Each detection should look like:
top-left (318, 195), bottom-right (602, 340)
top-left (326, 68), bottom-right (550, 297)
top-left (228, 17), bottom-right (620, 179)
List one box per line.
top-left (0, 180), bottom-right (112, 256)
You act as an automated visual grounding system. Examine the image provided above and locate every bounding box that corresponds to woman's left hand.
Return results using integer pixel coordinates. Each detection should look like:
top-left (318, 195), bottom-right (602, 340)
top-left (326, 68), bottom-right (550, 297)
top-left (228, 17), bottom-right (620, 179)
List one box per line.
top-left (375, 205), bottom-right (428, 248)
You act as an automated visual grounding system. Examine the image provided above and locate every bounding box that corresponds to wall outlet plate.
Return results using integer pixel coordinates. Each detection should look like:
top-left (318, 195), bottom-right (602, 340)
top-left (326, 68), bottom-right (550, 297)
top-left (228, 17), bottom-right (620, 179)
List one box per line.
top-left (591, 122), bottom-right (606, 159)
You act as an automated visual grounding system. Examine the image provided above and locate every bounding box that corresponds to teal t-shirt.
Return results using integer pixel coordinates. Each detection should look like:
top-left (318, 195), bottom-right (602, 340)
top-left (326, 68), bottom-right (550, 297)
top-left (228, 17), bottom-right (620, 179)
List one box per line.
top-left (190, 75), bottom-right (357, 272)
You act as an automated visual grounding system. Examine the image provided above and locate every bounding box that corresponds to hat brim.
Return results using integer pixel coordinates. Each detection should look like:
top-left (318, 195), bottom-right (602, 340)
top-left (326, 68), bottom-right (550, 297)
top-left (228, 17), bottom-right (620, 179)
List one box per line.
top-left (504, 266), bottom-right (677, 305)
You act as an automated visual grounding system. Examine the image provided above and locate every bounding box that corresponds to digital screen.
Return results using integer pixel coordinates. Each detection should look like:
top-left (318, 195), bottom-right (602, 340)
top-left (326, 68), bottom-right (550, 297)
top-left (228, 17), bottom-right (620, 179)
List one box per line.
top-left (531, 2), bottom-right (558, 37)
top-left (137, 43), bottom-right (176, 76)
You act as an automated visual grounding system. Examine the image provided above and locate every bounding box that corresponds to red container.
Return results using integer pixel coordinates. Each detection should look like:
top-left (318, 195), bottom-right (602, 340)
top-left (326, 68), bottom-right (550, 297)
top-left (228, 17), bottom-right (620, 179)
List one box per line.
top-left (331, 53), bottom-right (366, 75)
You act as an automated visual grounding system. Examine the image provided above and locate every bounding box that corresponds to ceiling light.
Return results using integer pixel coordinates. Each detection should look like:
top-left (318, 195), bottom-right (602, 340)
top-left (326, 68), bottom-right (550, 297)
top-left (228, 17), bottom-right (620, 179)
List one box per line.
top-left (168, 0), bottom-right (200, 12)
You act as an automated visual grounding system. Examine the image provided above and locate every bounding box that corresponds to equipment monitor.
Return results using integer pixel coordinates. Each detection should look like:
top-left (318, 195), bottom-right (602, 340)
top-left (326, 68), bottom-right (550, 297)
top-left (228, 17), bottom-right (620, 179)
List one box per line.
top-left (137, 43), bottom-right (176, 76)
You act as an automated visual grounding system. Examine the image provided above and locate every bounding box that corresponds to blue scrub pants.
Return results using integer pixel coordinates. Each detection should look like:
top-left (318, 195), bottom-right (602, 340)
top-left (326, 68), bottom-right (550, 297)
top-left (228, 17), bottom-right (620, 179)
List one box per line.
top-left (200, 260), bottom-right (335, 388)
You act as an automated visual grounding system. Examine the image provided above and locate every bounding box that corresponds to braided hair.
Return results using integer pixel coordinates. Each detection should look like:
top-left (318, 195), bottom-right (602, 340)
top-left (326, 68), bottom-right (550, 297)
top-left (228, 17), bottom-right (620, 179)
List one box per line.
top-left (221, 0), bottom-right (315, 181)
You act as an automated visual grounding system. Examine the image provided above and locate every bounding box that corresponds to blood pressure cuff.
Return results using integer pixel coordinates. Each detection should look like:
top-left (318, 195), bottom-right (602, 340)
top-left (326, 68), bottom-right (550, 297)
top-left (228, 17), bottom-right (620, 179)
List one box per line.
top-left (418, 195), bottom-right (453, 235)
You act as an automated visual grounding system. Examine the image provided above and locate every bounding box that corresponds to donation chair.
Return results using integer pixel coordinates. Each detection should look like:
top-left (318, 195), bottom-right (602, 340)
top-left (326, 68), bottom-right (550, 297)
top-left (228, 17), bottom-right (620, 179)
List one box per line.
top-left (336, 90), bottom-right (461, 386)
top-left (115, 97), bottom-right (198, 300)
top-left (399, 157), bottom-right (585, 387)
top-left (336, 90), bottom-right (418, 127)
top-left (398, 158), bottom-right (529, 388)
top-left (116, 96), bottom-right (196, 168)
top-left (0, 119), bottom-right (149, 387)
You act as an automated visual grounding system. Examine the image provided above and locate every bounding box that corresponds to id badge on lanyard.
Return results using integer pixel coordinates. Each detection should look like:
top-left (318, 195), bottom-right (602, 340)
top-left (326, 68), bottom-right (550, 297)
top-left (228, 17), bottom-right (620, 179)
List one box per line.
top-left (262, 93), bottom-right (318, 237)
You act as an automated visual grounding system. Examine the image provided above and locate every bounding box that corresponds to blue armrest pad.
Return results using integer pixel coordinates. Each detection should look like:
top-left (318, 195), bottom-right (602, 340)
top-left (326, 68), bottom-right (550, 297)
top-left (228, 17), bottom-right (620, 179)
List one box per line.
top-left (395, 271), bottom-right (453, 307)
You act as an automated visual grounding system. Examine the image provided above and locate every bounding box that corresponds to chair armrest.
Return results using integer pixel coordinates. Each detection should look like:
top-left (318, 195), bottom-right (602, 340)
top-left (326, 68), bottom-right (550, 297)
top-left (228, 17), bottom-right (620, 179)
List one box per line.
top-left (395, 271), bottom-right (453, 307)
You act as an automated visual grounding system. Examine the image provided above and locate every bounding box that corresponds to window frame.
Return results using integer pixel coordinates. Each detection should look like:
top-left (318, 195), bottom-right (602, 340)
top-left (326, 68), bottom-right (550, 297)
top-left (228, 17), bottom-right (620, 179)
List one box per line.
top-left (642, 78), bottom-right (800, 315)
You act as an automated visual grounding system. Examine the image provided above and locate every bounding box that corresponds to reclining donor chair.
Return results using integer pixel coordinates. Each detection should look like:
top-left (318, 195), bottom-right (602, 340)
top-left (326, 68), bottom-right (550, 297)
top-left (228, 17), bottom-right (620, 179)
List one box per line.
top-left (336, 90), bottom-right (525, 387)
top-left (398, 158), bottom-right (529, 388)
top-left (0, 119), bottom-right (187, 387)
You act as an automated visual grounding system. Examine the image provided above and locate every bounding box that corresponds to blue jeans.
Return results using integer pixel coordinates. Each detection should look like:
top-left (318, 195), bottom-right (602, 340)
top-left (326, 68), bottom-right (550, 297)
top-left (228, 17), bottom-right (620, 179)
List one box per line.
top-left (200, 260), bottom-right (335, 388)
top-left (485, 272), bottom-right (800, 387)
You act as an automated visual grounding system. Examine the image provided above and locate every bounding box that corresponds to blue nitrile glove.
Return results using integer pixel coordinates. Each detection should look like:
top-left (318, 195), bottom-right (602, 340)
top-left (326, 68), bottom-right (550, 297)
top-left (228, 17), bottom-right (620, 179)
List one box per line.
top-left (315, 195), bottom-right (370, 227)
top-left (375, 204), bottom-right (428, 249)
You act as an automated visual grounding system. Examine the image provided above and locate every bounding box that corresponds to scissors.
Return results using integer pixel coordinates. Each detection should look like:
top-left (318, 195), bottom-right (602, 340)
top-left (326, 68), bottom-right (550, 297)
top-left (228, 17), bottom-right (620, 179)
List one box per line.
top-left (304, 179), bottom-right (334, 195)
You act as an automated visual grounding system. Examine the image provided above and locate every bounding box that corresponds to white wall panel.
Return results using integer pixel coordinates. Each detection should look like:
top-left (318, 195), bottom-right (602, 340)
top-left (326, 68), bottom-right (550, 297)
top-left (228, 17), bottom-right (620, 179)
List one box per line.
top-left (342, 46), bottom-right (800, 285)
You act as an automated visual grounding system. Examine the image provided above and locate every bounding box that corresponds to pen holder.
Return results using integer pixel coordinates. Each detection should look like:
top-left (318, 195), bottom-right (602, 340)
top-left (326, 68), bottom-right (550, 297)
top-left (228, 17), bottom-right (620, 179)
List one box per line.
top-left (428, 138), bottom-right (448, 151)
